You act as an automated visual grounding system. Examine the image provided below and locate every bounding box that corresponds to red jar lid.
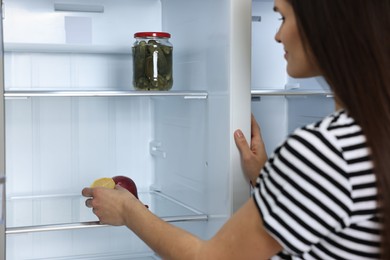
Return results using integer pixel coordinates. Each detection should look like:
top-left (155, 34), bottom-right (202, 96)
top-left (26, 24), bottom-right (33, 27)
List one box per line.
top-left (134, 32), bottom-right (171, 38)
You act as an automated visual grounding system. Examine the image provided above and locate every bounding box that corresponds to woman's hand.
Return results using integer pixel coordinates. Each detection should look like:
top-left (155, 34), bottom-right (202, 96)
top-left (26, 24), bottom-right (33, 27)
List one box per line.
top-left (234, 114), bottom-right (267, 186)
top-left (82, 185), bottom-right (139, 226)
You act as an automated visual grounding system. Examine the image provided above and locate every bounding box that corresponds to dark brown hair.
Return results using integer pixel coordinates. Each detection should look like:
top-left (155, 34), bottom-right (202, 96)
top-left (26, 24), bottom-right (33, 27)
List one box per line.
top-left (289, 0), bottom-right (390, 257)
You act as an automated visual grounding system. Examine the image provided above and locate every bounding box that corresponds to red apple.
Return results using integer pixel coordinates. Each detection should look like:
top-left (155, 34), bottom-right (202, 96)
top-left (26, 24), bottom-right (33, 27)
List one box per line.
top-left (112, 175), bottom-right (138, 198)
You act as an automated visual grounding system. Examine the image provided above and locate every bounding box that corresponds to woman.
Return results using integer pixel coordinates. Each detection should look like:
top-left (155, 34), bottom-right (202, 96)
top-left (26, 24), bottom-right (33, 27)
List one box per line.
top-left (82, 0), bottom-right (389, 258)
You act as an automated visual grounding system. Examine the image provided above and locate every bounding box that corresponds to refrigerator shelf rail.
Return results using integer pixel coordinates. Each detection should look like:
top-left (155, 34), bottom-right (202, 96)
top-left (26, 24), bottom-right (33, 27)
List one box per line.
top-left (6, 215), bottom-right (208, 235)
top-left (4, 42), bottom-right (132, 54)
top-left (6, 191), bottom-right (208, 234)
top-left (4, 90), bottom-right (208, 99)
top-left (251, 89), bottom-right (333, 96)
top-left (251, 89), bottom-right (333, 97)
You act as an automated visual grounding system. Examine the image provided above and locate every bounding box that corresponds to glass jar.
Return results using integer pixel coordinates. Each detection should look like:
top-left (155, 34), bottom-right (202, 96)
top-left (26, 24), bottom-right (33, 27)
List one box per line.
top-left (132, 32), bottom-right (173, 91)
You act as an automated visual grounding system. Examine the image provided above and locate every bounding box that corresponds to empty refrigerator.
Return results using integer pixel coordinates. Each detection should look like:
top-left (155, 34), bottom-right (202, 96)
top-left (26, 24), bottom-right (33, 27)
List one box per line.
top-left (1, 0), bottom-right (251, 259)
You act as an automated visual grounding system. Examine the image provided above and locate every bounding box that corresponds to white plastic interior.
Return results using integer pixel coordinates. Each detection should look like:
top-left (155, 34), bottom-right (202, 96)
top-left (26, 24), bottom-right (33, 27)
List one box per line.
top-left (3, 0), bottom-right (238, 259)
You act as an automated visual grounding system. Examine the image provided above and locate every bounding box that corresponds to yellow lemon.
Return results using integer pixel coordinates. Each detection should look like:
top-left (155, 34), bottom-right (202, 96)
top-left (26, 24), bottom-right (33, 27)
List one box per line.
top-left (90, 177), bottom-right (115, 189)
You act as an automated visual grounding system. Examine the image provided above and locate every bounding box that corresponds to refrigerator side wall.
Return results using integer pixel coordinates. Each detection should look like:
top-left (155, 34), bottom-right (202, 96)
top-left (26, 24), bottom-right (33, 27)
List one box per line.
top-left (0, 1), bottom-right (6, 259)
top-left (158, 0), bottom-right (252, 217)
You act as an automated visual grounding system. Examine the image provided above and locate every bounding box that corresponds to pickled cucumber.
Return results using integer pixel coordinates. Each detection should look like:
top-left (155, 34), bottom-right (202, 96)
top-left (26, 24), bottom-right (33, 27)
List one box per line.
top-left (133, 40), bottom-right (173, 90)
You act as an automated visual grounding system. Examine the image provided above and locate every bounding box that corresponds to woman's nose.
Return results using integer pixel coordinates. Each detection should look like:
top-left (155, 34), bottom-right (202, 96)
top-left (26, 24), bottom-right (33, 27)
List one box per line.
top-left (274, 27), bottom-right (282, 43)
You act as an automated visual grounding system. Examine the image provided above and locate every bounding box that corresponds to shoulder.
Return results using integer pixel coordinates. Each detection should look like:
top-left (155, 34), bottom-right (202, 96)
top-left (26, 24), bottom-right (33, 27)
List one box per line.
top-left (269, 110), bottom-right (356, 183)
top-left (275, 109), bottom-right (370, 211)
top-left (291, 109), bottom-right (371, 185)
top-left (252, 110), bottom-right (372, 255)
top-left (292, 109), bottom-right (361, 154)
top-left (303, 109), bottom-right (364, 147)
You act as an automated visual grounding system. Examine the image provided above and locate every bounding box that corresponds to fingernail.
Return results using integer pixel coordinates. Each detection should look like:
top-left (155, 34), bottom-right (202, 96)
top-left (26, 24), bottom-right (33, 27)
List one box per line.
top-left (235, 130), bottom-right (243, 138)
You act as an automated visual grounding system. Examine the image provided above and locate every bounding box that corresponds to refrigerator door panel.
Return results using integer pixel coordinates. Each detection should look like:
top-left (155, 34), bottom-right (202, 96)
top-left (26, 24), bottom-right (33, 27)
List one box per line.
top-left (286, 95), bottom-right (335, 132)
top-left (0, 1), bottom-right (6, 259)
top-left (252, 0), bottom-right (286, 89)
top-left (252, 95), bottom-right (335, 154)
top-left (251, 95), bottom-right (288, 154)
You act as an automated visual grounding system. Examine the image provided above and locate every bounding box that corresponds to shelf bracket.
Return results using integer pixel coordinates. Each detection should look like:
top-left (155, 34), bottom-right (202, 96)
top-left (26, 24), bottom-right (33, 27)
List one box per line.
top-left (252, 16), bottom-right (261, 22)
top-left (149, 141), bottom-right (166, 158)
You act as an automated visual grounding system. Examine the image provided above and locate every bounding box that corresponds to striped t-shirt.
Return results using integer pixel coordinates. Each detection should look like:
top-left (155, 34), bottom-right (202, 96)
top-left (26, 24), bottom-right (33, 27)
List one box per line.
top-left (253, 110), bottom-right (382, 259)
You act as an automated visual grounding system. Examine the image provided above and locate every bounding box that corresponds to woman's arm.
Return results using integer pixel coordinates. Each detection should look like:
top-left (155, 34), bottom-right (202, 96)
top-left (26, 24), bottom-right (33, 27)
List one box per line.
top-left (82, 186), bottom-right (281, 260)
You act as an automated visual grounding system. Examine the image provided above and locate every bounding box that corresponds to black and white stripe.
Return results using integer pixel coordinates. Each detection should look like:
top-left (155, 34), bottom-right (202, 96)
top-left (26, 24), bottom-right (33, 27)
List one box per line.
top-left (253, 110), bottom-right (381, 259)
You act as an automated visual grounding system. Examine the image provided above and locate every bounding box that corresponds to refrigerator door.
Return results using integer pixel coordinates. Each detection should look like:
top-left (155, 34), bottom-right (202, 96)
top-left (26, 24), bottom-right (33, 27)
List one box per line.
top-left (0, 1), bottom-right (6, 259)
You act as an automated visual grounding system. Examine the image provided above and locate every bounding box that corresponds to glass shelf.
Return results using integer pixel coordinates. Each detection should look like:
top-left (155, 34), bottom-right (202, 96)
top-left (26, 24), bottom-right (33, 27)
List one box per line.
top-left (6, 191), bottom-right (207, 234)
top-left (4, 90), bottom-right (208, 99)
top-left (52, 252), bottom-right (159, 260)
top-left (251, 89), bottom-right (333, 96)
top-left (4, 42), bottom-right (132, 54)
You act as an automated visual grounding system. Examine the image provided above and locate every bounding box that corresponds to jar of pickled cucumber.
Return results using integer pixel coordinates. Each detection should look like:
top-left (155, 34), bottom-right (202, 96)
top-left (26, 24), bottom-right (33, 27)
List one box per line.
top-left (132, 32), bottom-right (173, 91)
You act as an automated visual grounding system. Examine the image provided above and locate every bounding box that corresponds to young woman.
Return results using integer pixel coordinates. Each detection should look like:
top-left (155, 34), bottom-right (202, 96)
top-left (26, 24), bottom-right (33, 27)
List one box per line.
top-left (82, 0), bottom-right (389, 258)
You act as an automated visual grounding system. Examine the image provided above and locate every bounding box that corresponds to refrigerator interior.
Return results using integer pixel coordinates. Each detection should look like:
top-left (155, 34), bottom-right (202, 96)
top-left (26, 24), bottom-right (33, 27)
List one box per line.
top-left (3, 0), bottom-right (247, 259)
top-left (2, 0), bottom-right (335, 259)
top-left (251, 0), bottom-right (335, 154)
